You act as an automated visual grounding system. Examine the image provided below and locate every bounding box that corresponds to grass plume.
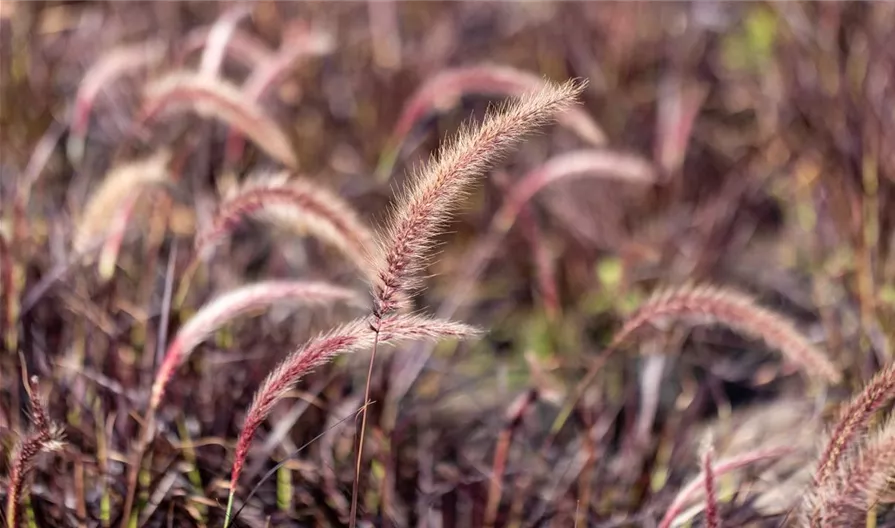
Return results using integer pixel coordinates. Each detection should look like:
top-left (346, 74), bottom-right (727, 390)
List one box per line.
top-left (197, 174), bottom-right (375, 279)
top-left (68, 40), bottom-right (166, 163)
top-left (371, 78), bottom-right (586, 318)
top-left (74, 150), bottom-right (172, 256)
top-left (657, 445), bottom-right (792, 528)
top-left (141, 72), bottom-right (299, 169)
top-left (224, 314), bottom-right (479, 526)
top-left (5, 377), bottom-right (66, 528)
top-left (806, 415), bottom-right (895, 525)
top-left (609, 284), bottom-right (842, 384)
top-left (812, 361), bottom-right (895, 487)
top-left (150, 280), bottom-right (363, 410)
top-left (379, 64), bottom-right (605, 177)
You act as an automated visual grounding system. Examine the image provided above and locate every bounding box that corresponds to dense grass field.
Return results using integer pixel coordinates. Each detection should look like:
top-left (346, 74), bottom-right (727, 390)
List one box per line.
top-left (3, 2), bottom-right (895, 526)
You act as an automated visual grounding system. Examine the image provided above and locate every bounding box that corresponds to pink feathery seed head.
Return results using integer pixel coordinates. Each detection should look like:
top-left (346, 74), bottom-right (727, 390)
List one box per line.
top-left (70, 41), bottom-right (166, 138)
top-left (389, 64), bottom-right (605, 150)
top-left (372, 79), bottom-right (586, 318)
top-left (6, 377), bottom-right (65, 528)
top-left (149, 280), bottom-right (363, 410)
top-left (229, 314), bottom-right (479, 492)
top-left (813, 361), bottom-right (895, 486)
top-left (609, 284), bottom-right (841, 384)
top-left (809, 415), bottom-right (895, 525)
top-left (197, 176), bottom-right (375, 278)
top-left (141, 73), bottom-right (298, 169)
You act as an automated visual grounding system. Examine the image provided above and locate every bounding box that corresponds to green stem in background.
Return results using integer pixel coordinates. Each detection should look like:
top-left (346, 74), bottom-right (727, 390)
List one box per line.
top-left (223, 493), bottom-right (236, 528)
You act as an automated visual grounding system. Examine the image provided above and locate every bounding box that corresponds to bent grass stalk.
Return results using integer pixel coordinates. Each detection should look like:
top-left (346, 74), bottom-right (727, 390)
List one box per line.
top-left (609, 284), bottom-right (841, 384)
top-left (224, 26), bottom-right (334, 165)
top-left (224, 315), bottom-right (479, 526)
top-left (196, 175), bottom-right (376, 280)
top-left (150, 279), bottom-right (363, 410)
top-left (657, 445), bottom-right (792, 528)
top-left (68, 40), bottom-right (166, 163)
top-left (377, 64), bottom-right (605, 179)
top-left (141, 72), bottom-right (299, 169)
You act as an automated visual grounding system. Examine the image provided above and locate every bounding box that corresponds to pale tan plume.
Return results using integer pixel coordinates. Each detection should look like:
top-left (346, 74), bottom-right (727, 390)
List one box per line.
top-left (150, 280), bottom-right (363, 410)
top-left (68, 40), bottom-right (167, 162)
top-left (75, 150), bottom-right (172, 255)
top-left (371, 79), bottom-right (586, 317)
top-left (5, 377), bottom-right (65, 528)
top-left (812, 361), bottom-right (895, 488)
top-left (198, 174), bottom-right (376, 280)
top-left (610, 284), bottom-right (841, 384)
top-left (141, 72), bottom-right (298, 169)
top-left (226, 315), bottom-right (479, 516)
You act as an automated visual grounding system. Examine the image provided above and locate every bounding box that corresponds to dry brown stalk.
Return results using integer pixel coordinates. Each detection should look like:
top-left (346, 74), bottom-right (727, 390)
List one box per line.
top-left (5, 377), bottom-right (66, 528)
top-left (371, 78), bottom-right (586, 318)
top-left (149, 280), bottom-right (363, 410)
top-left (74, 150), bottom-right (172, 256)
top-left (812, 361), bottom-right (895, 486)
top-left (197, 175), bottom-right (375, 279)
top-left (609, 284), bottom-right (841, 384)
top-left (484, 389), bottom-right (538, 527)
top-left (141, 72), bottom-right (298, 169)
top-left (225, 314), bottom-right (479, 525)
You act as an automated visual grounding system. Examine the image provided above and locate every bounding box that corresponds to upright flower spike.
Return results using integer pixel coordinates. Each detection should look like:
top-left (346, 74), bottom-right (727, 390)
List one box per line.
top-left (371, 79), bottom-right (586, 318)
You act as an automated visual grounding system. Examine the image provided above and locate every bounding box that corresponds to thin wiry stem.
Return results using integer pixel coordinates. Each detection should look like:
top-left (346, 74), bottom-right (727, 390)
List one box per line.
top-left (350, 328), bottom-right (381, 528)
